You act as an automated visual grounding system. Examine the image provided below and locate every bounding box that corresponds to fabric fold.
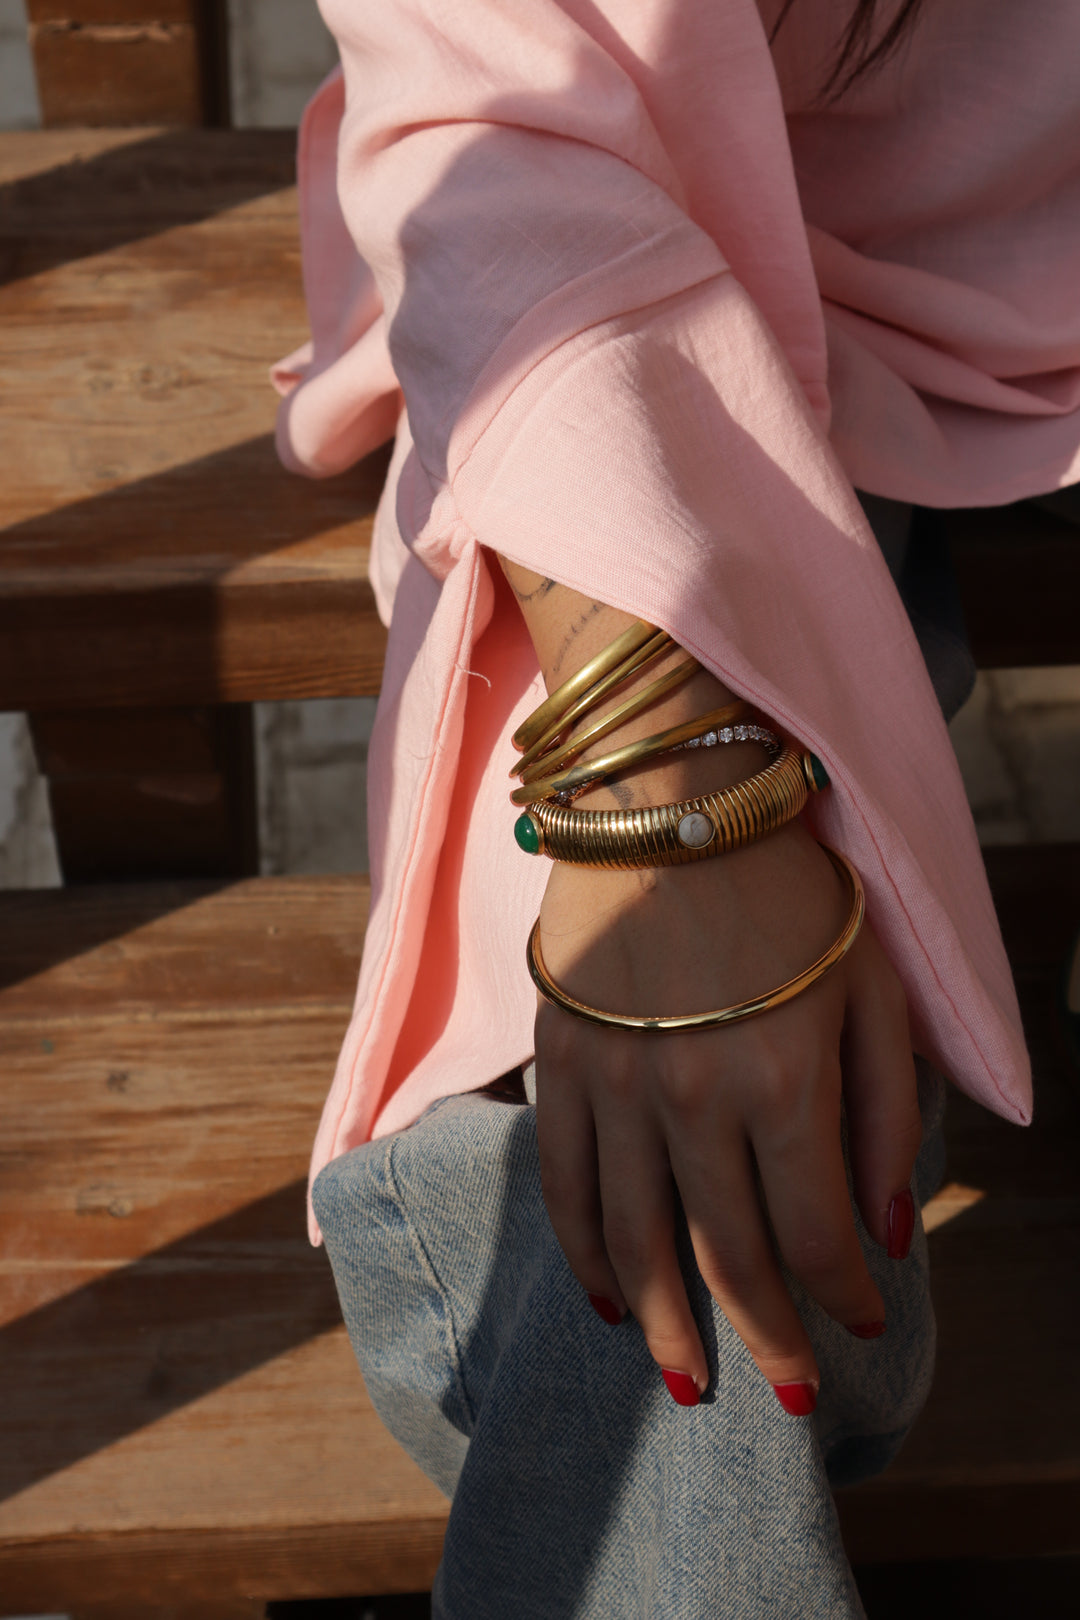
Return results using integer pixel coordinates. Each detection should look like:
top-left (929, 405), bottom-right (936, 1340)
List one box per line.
top-left (267, 0), bottom-right (1080, 1234)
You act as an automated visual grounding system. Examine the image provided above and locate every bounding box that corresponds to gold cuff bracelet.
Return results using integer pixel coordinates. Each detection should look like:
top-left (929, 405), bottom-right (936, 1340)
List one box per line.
top-left (526, 845), bottom-right (864, 1032)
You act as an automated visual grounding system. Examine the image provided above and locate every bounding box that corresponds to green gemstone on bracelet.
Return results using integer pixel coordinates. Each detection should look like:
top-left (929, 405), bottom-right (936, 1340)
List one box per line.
top-left (809, 753), bottom-right (830, 792)
top-left (514, 812), bottom-right (541, 855)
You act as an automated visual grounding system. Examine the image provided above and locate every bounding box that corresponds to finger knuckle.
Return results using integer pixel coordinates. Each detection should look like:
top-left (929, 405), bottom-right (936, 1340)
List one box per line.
top-left (656, 1064), bottom-right (712, 1121)
top-left (602, 1210), bottom-right (660, 1277)
top-left (751, 1058), bottom-right (806, 1125)
top-left (784, 1231), bottom-right (849, 1289)
top-left (535, 1009), bottom-right (578, 1068)
top-left (699, 1243), bottom-right (760, 1306)
top-left (596, 1066), bottom-right (639, 1108)
top-left (644, 1327), bottom-right (697, 1367)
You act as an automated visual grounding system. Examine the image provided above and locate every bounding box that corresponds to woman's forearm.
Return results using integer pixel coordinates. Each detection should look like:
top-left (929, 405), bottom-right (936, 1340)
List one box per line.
top-left (498, 557), bottom-right (770, 808)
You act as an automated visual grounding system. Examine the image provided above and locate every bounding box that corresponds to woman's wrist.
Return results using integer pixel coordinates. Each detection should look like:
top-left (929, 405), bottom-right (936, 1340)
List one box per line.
top-left (498, 558), bottom-right (770, 811)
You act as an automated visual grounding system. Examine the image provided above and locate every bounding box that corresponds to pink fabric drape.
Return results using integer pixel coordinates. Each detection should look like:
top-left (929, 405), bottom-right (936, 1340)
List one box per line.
top-left (272, 1), bottom-right (1080, 1239)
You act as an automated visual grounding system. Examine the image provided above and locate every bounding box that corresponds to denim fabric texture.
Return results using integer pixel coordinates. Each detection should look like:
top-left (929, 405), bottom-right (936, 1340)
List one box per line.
top-left (314, 1064), bottom-right (944, 1620)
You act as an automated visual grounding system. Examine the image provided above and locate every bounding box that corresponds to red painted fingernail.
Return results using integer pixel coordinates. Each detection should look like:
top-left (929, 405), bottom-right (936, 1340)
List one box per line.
top-left (887, 1189), bottom-right (915, 1260)
top-left (772, 1380), bottom-right (818, 1416)
top-left (661, 1369), bottom-right (700, 1407)
top-left (847, 1320), bottom-right (887, 1340)
top-left (587, 1293), bottom-right (623, 1327)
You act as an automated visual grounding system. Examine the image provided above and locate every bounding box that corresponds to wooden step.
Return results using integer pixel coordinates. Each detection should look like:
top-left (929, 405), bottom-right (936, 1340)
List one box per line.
top-left (0, 876), bottom-right (448, 1615)
top-left (0, 129), bottom-right (388, 711)
top-left (1, 129), bottom-right (1076, 721)
top-left (838, 843), bottom-right (1080, 1562)
top-left (0, 848), bottom-right (1076, 1610)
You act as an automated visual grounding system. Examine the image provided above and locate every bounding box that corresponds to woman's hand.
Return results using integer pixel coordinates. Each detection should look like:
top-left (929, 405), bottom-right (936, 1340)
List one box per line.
top-left (495, 554), bottom-right (921, 1408)
top-left (533, 818), bottom-right (922, 1410)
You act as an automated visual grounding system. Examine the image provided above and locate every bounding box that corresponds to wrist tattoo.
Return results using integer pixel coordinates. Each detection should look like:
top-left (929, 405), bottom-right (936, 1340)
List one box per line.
top-left (551, 601), bottom-right (603, 675)
top-left (511, 575), bottom-right (558, 605)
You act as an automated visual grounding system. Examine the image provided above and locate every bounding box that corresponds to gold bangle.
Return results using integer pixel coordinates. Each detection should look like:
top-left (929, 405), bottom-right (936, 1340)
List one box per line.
top-left (518, 657), bottom-right (706, 785)
top-left (512, 702), bottom-right (757, 808)
top-left (514, 742), bottom-right (812, 864)
top-left (520, 743), bottom-right (808, 864)
top-left (526, 845), bottom-right (864, 1032)
top-left (515, 628), bottom-right (677, 776)
top-left (513, 620), bottom-right (670, 756)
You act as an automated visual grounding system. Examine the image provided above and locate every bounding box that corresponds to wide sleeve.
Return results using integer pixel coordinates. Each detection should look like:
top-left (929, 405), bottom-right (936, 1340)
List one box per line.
top-left (282, 0), bottom-right (1030, 1226)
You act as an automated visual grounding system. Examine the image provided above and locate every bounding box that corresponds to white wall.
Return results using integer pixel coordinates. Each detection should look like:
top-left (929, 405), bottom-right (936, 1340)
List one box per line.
top-left (227, 0), bottom-right (338, 128)
top-left (0, 0), bottom-right (39, 129)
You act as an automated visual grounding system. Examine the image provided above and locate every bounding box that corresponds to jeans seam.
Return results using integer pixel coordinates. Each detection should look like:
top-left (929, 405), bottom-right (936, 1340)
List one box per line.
top-left (384, 1131), bottom-right (478, 1430)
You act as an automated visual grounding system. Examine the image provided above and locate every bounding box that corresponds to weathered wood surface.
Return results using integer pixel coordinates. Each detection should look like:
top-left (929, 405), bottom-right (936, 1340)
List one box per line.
top-left (1, 129), bottom-right (1074, 715)
top-left (0, 130), bottom-right (388, 710)
top-left (0, 875), bottom-right (448, 1613)
top-left (1, 864), bottom-right (1077, 1604)
top-left (838, 843), bottom-right (1080, 1562)
top-left (27, 1), bottom-right (229, 128)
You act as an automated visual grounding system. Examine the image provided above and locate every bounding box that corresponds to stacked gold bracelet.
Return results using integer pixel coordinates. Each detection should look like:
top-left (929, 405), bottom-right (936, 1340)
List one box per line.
top-left (513, 619), bottom-right (673, 760)
top-left (511, 617), bottom-right (852, 1034)
top-left (512, 700), bottom-right (761, 807)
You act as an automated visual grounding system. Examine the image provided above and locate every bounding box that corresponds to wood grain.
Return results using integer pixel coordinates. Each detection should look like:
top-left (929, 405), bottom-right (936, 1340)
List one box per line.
top-left (26, 2), bottom-right (227, 129)
top-left (0, 874), bottom-right (448, 1609)
top-left (1, 851), bottom-right (1079, 1601)
top-left (0, 131), bottom-right (388, 709)
top-left (838, 844), bottom-right (1080, 1562)
top-left (0, 873), bottom-right (369, 1013)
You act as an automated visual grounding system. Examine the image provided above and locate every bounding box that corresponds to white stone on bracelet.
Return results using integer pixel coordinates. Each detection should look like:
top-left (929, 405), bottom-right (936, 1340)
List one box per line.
top-left (675, 723), bottom-right (781, 756)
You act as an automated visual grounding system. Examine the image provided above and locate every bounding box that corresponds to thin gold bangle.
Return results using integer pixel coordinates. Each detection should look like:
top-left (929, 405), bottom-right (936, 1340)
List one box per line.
top-left (513, 620), bottom-right (669, 755)
top-left (512, 702), bottom-right (757, 808)
top-left (526, 845), bottom-right (864, 1032)
top-left (518, 657), bottom-right (709, 785)
top-left (514, 629), bottom-right (677, 775)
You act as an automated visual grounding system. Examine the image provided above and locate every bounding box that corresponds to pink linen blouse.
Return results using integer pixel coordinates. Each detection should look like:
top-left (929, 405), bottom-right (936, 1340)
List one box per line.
top-left (271, 0), bottom-right (1080, 1241)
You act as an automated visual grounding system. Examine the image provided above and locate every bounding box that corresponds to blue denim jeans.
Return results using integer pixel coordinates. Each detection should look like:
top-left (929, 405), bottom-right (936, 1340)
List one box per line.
top-left (314, 1061), bottom-right (945, 1619)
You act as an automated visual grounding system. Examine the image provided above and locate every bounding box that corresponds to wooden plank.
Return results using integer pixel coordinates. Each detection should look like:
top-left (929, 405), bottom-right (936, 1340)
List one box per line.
top-left (0, 874), bottom-right (448, 1610)
top-left (946, 503), bottom-right (1080, 669)
top-left (26, 2), bottom-right (228, 128)
top-left (29, 704), bottom-right (259, 881)
top-left (3, 874), bottom-right (1076, 1596)
top-left (838, 844), bottom-right (1080, 1562)
top-left (0, 874), bottom-right (369, 1015)
top-left (0, 131), bottom-right (388, 710)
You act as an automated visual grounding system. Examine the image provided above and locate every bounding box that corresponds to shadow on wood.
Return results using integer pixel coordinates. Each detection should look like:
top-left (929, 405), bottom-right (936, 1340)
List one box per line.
top-left (0, 128), bottom-right (297, 287)
top-left (1, 1178), bottom-right (341, 1506)
top-left (0, 434), bottom-right (389, 709)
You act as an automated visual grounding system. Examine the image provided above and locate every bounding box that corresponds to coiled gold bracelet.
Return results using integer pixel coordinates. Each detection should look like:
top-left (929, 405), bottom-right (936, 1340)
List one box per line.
top-left (514, 744), bottom-right (821, 868)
